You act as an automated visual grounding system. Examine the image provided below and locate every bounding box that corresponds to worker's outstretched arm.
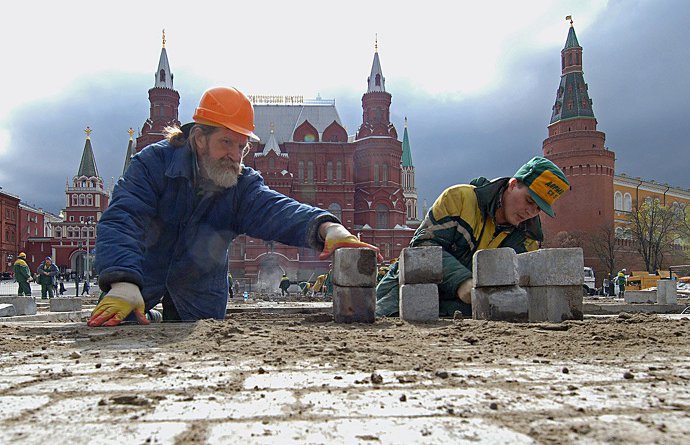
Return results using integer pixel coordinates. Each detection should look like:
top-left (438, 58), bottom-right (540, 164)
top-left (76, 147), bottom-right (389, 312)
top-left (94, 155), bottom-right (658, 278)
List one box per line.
top-left (87, 282), bottom-right (149, 327)
top-left (319, 222), bottom-right (383, 261)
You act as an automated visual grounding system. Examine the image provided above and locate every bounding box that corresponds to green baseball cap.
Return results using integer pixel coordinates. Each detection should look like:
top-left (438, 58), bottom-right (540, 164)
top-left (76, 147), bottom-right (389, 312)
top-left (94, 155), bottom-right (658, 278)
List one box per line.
top-left (513, 156), bottom-right (570, 217)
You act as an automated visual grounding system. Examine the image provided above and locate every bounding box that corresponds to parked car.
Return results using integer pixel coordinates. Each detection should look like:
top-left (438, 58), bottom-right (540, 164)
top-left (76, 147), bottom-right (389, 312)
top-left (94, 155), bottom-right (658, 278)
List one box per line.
top-left (583, 267), bottom-right (596, 296)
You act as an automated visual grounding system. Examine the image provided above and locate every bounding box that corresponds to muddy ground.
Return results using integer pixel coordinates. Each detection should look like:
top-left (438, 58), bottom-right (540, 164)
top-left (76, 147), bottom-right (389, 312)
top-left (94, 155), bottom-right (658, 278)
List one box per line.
top-left (0, 311), bottom-right (689, 444)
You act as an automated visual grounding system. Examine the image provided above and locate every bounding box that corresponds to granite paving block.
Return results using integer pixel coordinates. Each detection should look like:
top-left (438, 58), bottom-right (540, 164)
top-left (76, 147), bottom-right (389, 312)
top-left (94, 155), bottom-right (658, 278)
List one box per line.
top-left (519, 248), bottom-right (583, 286)
top-left (471, 286), bottom-right (529, 322)
top-left (399, 246), bottom-right (442, 284)
top-left (0, 304), bottom-right (16, 317)
top-left (49, 298), bottom-right (83, 312)
top-left (332, 248), bottom-right (377, 287)
top-left (333, 285), bottom-right (375, 323)
top-left (526, 285), bottom-right (583, 322)
top-left (656, 280), bottom-right (677, 305)
top-left (472, 248), bottom-right (519, 288)
top-left (399, 283), bottom-right (439, 322)
top-left (0, 296), bottom-right (37, 315)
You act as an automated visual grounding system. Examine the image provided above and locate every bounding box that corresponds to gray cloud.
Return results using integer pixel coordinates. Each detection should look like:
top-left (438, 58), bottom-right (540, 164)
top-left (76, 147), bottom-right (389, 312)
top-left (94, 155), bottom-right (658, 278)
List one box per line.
top-left (1, 0), bottom-right (687, 216)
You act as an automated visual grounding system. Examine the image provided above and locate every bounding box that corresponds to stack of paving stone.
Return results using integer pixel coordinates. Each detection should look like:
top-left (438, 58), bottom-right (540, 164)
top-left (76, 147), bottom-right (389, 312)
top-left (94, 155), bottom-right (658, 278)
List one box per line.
top-left (0, 296), bottom-right (37, 317)
top-left (49, 297), bottom-right (83, 312)
top-left (332, 248), bottom-right (378, 323)
top-left (472, 247), bottom-right (584, 322)
top-left (398, 246), bottom-right (443, 322)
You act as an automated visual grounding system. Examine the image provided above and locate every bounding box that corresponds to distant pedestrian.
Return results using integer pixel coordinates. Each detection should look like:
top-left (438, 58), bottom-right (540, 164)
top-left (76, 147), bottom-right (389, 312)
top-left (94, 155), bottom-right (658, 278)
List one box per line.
top-left (13, 252), bottom-right (32, 296)
top-left (59, 278), bottom-right (67, 296)
top-left (279, 273), bottom-right (290, 296)
top-left (616, 270), bottom-right (627, 298)
top-left (81, 279), bottom-right (91, 296)
top-left (228, 272), bottom-right (234, 298)
top-left (36, 257), bottom-right (59, 299)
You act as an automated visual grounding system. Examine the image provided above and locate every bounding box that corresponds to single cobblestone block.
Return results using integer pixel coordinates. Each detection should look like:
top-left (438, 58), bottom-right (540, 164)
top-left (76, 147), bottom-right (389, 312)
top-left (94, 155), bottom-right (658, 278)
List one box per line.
top-left (399, 246), bottom-right (443, 284)
top-left (472, 248), bottom-right (519, 288)
top-left (471, 286), bottom-right (528, 322)
top-left (0, 303), bottom-right (17, 317)
top-left (49, 298), bottom-right (83, 312)
top-left (519, 248), bottom-right (583, 287)
top-left (526, 286), bottom-right (583, 322)
top-left (0, 296), bottom-right (37, 315)
top-left (624, 291), bottom-right (657, 304)
top-left (399, 284), bottom-right (439, 322)
top-left (333, 285), bottom-right (376, 323)
top-left (656, 280), bottom-right (677, 305)
top-left (516, 252), bottom-right (531, 286)
top-left (332, 248), bottom-right (377, 287)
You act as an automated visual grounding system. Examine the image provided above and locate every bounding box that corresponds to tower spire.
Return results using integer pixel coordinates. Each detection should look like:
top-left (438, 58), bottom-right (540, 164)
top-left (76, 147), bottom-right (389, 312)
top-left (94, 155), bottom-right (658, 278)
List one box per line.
top-left (367, 38), bottom-right (385, 93)
top-left (78, 127), bottom-right (99, 177)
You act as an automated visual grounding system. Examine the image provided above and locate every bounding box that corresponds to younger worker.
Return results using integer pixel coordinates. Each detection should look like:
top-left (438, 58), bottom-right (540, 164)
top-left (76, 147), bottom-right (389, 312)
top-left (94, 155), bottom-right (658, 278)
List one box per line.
top-left (13, 252), bottom-right (32, 296)
top-left (279, 273), bottom-right (291, 296)
top-left (376, 156), bottom-right (569, 317)
top-left (89, 86), bottom-right (379, 326)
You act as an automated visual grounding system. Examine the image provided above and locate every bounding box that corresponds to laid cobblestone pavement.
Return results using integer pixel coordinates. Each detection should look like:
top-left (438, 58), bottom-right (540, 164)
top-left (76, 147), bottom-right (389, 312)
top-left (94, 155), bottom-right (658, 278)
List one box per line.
top-left (0, 308), bottom-right (689, 444)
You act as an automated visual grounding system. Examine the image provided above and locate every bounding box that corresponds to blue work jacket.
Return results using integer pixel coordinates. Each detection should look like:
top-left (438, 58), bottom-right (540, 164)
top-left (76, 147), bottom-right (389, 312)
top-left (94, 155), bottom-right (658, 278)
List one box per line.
top-left (95, 140), bottom-right (336, 320)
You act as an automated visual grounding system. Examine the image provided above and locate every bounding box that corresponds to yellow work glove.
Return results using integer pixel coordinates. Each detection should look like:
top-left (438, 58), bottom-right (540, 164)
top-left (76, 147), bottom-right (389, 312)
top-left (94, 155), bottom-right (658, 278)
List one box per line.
top-left (319, 224), bottom-right (383, 261)
top-left (87, 282), bottom-right (149, 327)
top-left (456, 279), bottom-right (473, 304)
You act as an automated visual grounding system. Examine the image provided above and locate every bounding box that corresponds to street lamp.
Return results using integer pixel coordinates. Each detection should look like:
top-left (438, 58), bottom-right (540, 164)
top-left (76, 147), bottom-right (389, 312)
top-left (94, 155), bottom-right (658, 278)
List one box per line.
top-left (85, 217), bottom-right (95, 285)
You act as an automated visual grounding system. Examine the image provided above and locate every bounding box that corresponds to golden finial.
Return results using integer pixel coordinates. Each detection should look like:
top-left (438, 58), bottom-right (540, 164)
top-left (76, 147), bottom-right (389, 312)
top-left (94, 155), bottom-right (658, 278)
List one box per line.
top-left (375, 33), bottom-right (378, 52)
top-left (84, 126), bottom-right (92, 139)
top-left (128, 128), bottom-right (134, 140)
top-left (565, 15), bottom-right (573, 26)
top-left (162, 29), bottom-right (166, 48)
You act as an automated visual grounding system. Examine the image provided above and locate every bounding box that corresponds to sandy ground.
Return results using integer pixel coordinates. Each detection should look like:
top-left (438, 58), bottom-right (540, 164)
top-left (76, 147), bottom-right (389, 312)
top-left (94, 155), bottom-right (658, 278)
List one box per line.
top-left (0, 310), bottom-right (689, 444)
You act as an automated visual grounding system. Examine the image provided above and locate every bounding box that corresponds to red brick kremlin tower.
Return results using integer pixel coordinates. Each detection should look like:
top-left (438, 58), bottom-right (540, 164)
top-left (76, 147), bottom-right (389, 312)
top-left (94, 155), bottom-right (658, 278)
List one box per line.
top-left (542, 18), bottom-right (615, 270)
top-left (135, 30), bottom-right (180, 152)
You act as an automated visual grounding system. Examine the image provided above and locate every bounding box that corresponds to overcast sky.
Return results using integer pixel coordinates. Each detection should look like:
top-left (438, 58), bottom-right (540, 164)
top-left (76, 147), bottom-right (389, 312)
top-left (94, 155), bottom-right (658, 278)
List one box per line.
top-left (0, 0), bottom-right (687, 215)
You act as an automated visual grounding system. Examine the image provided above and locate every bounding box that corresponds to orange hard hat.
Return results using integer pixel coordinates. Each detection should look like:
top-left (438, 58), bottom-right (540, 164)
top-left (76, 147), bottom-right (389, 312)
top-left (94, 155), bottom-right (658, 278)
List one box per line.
top-left (189, 86), bottom-right (259, 141)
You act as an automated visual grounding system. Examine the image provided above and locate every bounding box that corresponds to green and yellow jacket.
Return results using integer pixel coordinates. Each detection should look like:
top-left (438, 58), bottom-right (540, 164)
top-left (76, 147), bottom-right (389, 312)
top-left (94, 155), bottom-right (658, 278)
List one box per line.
top-left (13, 259), bottom-right (31, 283)
top-left (376, 177), bottom-right (542, 316)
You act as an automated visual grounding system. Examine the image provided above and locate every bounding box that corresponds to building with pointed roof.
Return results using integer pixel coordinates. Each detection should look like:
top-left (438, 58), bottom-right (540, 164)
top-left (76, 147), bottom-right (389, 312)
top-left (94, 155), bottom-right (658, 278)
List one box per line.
top-left (135, 30), bottom-right (181, 151)
top-left (542, 20), bottom-right (616, 276)
top-left (32, 127), bottom-right (111, 276)
top-left (401, 117), bottom-right (418, 227)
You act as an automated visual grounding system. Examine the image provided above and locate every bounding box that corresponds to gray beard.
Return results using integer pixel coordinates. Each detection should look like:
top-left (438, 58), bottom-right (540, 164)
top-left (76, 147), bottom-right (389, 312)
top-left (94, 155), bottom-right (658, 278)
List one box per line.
top-left (199, 155), bottom-right (240, 188)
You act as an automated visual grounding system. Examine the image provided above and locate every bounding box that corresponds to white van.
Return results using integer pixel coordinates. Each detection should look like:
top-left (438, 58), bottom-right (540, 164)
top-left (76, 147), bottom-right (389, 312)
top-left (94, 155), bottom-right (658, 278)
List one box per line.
top-left (583, 267), bottom-right (596, 295)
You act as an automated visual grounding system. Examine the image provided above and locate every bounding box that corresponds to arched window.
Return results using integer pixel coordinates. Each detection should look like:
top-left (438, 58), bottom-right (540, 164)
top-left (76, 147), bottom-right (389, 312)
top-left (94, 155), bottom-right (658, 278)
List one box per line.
top-left (79, 194), bottom-right (85, 206)
top-left (382, 163), bottom-right (389, 185)
top-left (328, 203), bottom-right (342, 221)
top-left (55, 228), bottom-right (61, 238)
top-left (376, 204), bottom-right (388, 229)
top-left (375, 74), bottom-right (381, 86)
top-left (72, 195), bottom-right (78, 206)
top-left (159, 69), bottom-right (166, 82)
top-left (298, 161), bottom-right (304, 181)
top-left (336, 161), bottom-right (343, 182)
top-left (374, 164), bottom-right (379, 184)
top-left (623, 193), bottom-right (632, 212)
top-left (614, 192), bottom-right (623, 211)
top-left (87, 194), bottom-right (93, 206)
top-left (615, 227), bottom-right (624, 239)
top-left (326, 161), bottom-right (333, 182)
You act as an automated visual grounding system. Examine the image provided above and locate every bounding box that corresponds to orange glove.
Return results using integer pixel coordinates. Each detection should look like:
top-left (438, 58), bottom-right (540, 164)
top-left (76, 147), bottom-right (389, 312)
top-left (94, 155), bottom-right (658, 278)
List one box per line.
top-left (87, 282), bottom-right (150, 327)
top-left (319, 224), bottom-right (383, 261)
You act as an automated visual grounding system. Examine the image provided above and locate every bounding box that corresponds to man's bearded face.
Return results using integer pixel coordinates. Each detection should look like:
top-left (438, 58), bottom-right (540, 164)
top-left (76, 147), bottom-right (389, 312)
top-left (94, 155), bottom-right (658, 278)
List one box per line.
top-left (195, 127), bottom-right (248, 188)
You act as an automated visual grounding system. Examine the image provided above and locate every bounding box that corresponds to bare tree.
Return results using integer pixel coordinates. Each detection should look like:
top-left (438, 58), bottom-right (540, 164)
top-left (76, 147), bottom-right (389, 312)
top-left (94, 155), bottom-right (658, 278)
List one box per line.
top-left (629, 198), bottom-right (684, 273)
top-left (588, 224), bottom-right (620, 276)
